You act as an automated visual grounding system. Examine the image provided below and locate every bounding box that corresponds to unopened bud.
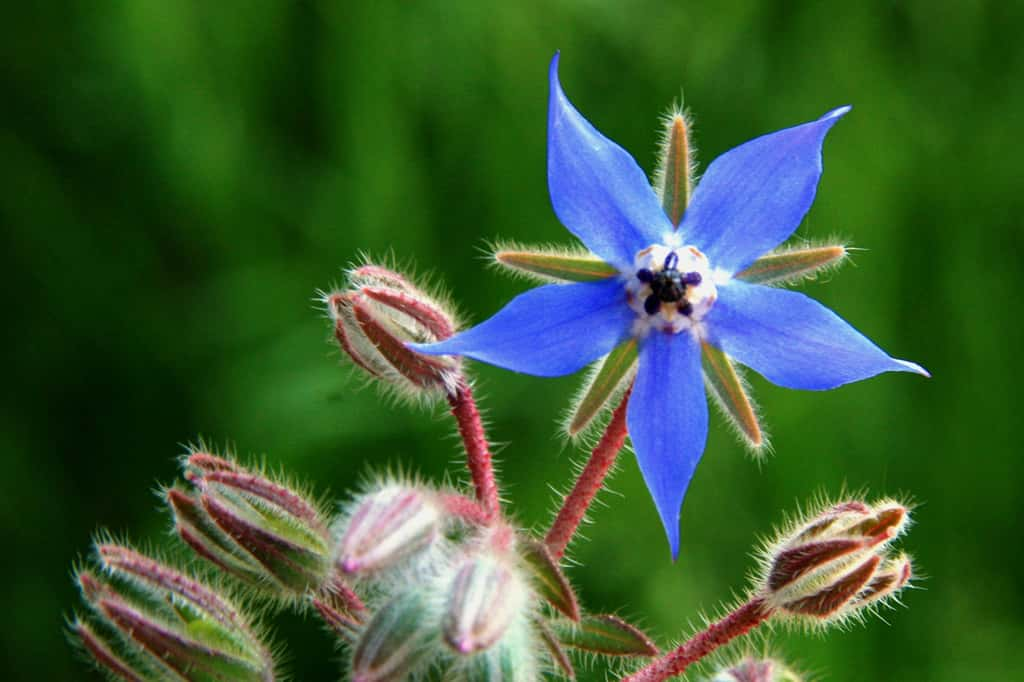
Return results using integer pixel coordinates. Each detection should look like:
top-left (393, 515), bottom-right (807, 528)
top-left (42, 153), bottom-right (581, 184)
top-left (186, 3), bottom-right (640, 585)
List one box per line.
top-left (448, 618), bottom-right (539, 682)
top-left (73, 542), bottom-right (275, 681)
top-left (324, 263), bottom-right (460, 397)
top-left (848, 552), bottom-right (914, 610)
top-left (336, 484), bottom-right (444, 575)
top-left (169, 451), bottom-right (332, 596)
top-left (442, 552), bottom-right (529, 655)
top-left (351, 592), bottom-right (435, 682)
top-left (759, 498), bottom-right (913, 623)
top-left (710, 656), bottom-right (802, 682)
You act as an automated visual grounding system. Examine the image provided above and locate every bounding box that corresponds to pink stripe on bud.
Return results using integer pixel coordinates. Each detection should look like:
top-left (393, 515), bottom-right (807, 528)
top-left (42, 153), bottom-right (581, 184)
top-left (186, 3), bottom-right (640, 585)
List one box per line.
top-left (73, 620), bottom-right (143, 682)
top-left (336, 485), bottom-right (442, 575)
top-left (202, 469), bottom-right (326, 532)
top-left (360, 286), bottom-right (454, 339)
top-left (781, 555), bottom-right (881, 618)
top-left (98, 544), bottom-right (239, 626)
top-left (442, 554), bottom-right (528, 655)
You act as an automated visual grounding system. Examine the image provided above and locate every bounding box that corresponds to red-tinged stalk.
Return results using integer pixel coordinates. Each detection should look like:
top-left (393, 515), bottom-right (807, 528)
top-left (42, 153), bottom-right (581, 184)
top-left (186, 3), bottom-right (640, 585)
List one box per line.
top-left (546, 388), bottom-right (632, 559)
top-left (441, 494), bottom-right (493, 525)
top-left (623, 598), bottom-right (772, 682)
top-left (448, 378), bottom-right (501, 521)
top-left (313, 598), bottom-right (362, 642)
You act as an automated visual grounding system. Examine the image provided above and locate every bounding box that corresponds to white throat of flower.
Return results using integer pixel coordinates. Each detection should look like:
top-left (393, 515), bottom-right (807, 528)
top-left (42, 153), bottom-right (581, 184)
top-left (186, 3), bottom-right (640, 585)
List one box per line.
top-left (626, 244), bottom-right (717, 336)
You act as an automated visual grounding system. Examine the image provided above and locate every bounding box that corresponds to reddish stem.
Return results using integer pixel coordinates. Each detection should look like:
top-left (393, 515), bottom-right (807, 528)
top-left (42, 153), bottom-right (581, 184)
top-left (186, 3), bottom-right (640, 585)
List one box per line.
top-left (545, 387), bottom-right (632, 559)
top-left (448, 379), bottom-right (500, 520)
top-left (622, 598), bottom-right (772, 682)
top-left (441, 494), bottom-right (492, 525)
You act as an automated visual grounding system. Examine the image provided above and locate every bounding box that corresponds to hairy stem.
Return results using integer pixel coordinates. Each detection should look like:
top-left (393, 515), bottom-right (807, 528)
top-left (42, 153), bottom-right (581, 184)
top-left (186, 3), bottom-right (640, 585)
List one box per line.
top-left (622, 598), bottom-right (772, 681)
top-left (545, 387), bottom-right (632, 558)
top-left (440, 494), bottom-right (492, 525)
top-left (448, 378), bottom-right (500, 521)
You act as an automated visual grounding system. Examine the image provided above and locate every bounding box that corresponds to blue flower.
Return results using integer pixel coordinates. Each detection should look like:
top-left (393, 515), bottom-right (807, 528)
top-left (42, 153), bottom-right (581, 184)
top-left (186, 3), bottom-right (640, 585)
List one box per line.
top-left (416, 54), bottom-right (927, 558)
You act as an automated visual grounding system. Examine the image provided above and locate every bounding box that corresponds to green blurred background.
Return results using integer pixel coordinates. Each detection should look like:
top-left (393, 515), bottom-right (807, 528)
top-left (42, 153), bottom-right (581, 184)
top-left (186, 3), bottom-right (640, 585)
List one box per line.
top-left (4, 1), bottom-right (1022, 679)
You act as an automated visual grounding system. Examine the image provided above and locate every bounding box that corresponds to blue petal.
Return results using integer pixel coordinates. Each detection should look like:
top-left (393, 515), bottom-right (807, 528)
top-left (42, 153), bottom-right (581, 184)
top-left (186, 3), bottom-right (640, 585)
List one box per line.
top-left (680, 107), bottom-right (851, 275)
top-left (547, 53), bottom-right (672, 270)
top-left (627, 330), bottom-right (708, 560)
top-left (705, 280), bottom-right (929, 390)
top-left (413, 278), bottom-right (633, 377)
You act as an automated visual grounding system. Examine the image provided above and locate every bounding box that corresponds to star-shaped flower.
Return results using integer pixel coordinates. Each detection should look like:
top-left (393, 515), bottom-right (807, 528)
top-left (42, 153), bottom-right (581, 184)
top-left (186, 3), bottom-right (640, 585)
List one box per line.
top-left (416, 54), bottom-right (927, 558)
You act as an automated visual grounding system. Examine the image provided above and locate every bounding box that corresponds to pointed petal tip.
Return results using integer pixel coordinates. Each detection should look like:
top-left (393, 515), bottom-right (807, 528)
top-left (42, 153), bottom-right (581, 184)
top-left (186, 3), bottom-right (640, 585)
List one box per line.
top-left (549, 51), bottom-right (562, 84)
top-left (823, 105), bottom-right (852, 120)
top-left (895, 359), bottom-right (930, 378)
top-left (657, 511), bottom-right (681, 561)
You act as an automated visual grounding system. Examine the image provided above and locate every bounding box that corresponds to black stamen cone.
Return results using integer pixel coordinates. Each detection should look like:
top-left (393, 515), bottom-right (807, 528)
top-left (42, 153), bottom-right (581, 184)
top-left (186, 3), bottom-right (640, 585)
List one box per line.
top-left (644, 294), bottom-right (661, 315)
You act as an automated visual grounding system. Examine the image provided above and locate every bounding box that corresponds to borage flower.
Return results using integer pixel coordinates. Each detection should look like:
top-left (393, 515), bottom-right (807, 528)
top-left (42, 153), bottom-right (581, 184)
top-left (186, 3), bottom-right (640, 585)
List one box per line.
top-left (416, 54), bottom-right (927, 558)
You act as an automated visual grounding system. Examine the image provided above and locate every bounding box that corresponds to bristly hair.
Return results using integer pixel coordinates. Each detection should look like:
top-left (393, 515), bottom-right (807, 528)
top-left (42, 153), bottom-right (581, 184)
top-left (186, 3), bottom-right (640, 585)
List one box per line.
top-left (701, 359), bottom-right (772, 460)
top-left (485, 238), bottom-right (613, 285)
top-left (651, 102), bottom-right (699, 210)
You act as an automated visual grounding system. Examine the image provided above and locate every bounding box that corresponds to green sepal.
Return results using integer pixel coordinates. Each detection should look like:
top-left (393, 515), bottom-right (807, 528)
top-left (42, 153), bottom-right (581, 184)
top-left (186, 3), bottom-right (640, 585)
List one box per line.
top-left (654, 112), bottom-right (693, 226)
top-left (701, 342), bottom-right (763, 450)
top-left (555, 614), bottom-right (658, 657)
top-left (536, 619), bottom-right (575, 680)
top-left (734, 245), bottom-right (847, 285)
top-left (567, 340), bottom-right (637, 437)
top-left (518, 540), bottom-right (579, 621)
top-left (494, 248), bottom-right (617, 282)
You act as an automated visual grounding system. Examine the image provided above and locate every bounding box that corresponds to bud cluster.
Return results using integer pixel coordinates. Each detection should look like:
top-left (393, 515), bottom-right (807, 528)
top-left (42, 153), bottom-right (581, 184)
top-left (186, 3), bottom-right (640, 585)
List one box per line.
top-left (324, 263), bottom-right (461, 400)
top-left (756, 499), bottom-right (914, 625)
top-left (167, 450), bottom-right (333, 600)
top-left (71, 542), bottom-right (276, 681)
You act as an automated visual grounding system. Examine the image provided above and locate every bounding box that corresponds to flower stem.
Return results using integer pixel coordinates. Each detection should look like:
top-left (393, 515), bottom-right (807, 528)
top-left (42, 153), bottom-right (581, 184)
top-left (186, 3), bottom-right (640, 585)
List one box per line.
top-left (622, 598), bottom-right (772, 681)
top-left (545, 387), bottom-right (632, 559)
top-left (440, 494), bottom-right (492, 525)
top-left (448, 378), bottom-right (500, 521)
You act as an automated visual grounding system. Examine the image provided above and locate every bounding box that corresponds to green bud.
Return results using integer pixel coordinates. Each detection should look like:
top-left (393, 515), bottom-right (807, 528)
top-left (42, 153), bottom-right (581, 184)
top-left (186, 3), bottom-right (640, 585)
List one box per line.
top-left (351, 592), bottom-right (436, 682)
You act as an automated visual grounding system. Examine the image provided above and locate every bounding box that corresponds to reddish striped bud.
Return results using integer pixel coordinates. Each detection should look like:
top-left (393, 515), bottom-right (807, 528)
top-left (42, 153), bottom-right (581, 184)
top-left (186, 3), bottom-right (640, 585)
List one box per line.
top-left (335, 484), bottom-right (444, 576)
top-left (324, 263), bottom-right (460, 399)
top-left (442, 553), bottom-right (530, 655)
top-left (72, 542), bottom-right (275, 681)
top-left (169, 450), bottom-right (332, 596)
top-left (758, 498), bottom-right (913, 623)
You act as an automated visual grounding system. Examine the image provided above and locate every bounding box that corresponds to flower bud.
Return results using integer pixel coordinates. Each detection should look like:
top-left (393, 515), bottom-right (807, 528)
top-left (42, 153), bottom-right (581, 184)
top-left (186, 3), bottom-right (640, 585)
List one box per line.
top-left (169, 451), bottom-right (332, 596)
top-left (324, 263), bottom-right (460, 397)
top-left (709, 656), bottom-right (803, 682)
top-left (335, 484), bottom-right (444, 576)
top-left (442, 553), bottom-right (529, 655)
top-left (72, 542), bottom-right (275, 681)
top-left (448, 618), bottom-right (539, 682)
top-left (758, 498), bottom-right (913, 623)
top-left (351, 592), bottom-right (436, 682)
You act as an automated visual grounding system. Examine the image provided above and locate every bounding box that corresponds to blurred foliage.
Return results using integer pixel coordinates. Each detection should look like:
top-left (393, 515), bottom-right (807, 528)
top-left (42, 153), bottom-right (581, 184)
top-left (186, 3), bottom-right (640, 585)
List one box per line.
top-left (3, 1), bottom-right (1022, 680)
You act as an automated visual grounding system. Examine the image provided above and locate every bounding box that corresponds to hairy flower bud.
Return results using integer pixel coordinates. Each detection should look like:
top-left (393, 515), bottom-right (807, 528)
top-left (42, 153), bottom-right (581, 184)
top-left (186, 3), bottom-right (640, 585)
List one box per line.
top-left (324, 263), bottom-right (460, 398)
top-left (442, 553), bottom-right (530, 655)
top-left (351, 591), bottom-right (436, 682)
top-left (709, 656), bottom-right (803, 682)
top-left (448, 618), bottom-right (539, 682)
top-left (168, 450), bottom-right (332, 597)
top-left (758, 498), bottom-right (913, 623)
top-left (72, 542), bottom-right (275, 681)
top-left (335, 484), bottom-right (444, 576)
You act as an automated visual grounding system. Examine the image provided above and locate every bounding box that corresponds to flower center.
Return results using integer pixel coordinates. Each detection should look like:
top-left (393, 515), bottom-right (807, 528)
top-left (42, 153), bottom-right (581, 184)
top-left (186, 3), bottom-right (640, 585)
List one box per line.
top-left (626, 244), bottom-right (717, 334)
